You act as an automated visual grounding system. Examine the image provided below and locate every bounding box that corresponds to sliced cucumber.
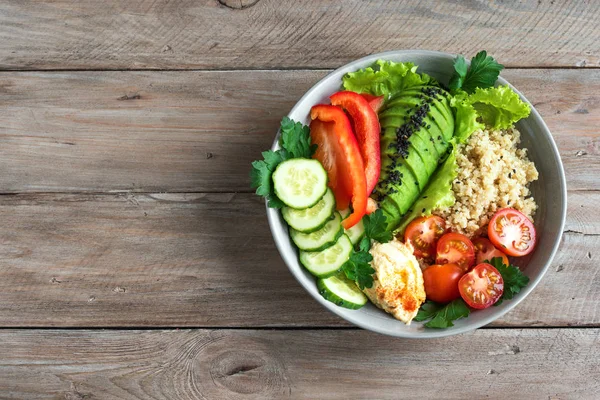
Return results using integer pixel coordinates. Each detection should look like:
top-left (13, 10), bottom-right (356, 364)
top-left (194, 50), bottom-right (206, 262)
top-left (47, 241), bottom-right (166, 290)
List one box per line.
top-left (273, 158), bottom-right (328, 209)
top-left (318, 273), bottom-right (368, 309)
top-left (300, 234), bottom-right (352, 278)
top-left (340, 208), bottom-right (366, 246)
top-left (290, 212), bottom-right (343, 252)
top-left (282, 188), bottom-right (335, 233)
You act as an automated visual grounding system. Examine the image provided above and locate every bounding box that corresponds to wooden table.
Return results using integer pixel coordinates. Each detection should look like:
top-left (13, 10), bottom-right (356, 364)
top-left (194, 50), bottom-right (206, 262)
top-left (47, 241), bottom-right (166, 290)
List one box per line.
top-left (0, 1), bottom-right (598, 398)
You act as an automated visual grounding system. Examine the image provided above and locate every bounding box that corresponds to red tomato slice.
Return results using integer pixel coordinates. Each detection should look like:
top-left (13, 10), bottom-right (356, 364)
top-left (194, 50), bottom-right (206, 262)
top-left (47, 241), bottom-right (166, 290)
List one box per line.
top-left (310, 104), bottom-right (367, 229)
top-left (330, 91), bottom-right (381, 196)
top-left (459, 263), bottom-right (504, 309)
top-left (404, 215), bottom-right (446, 259)
top-left (309, 119), bottom-right (351, 210)
top-left (488, 208), bottom-right (537, 257)
top-left (360, 93), bottom-right (385, 113)
top-left (423, 263), bottom-right (464, 304)
top-left (473, 237), bottom-right (510, 265)
top-left (435, 233), bottom-right (475, 272)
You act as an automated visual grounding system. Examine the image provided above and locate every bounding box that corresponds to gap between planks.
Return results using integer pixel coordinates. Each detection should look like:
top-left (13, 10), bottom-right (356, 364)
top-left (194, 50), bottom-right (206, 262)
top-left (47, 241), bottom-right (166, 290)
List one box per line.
top-left (1, 66), bottom-right (600, 73)
top-left (0, 325), bottom-right (599, 331)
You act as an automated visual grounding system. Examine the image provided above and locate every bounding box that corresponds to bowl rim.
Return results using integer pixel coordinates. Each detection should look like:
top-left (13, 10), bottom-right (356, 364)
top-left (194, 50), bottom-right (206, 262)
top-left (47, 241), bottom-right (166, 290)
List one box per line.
top-left (266, 49), bottom-right (567, 338)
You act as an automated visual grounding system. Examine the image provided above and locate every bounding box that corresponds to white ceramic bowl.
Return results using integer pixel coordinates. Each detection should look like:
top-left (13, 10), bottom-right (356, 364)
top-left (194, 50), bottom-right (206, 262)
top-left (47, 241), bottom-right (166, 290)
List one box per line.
top-left (266, 50), bottom-right (567, 338)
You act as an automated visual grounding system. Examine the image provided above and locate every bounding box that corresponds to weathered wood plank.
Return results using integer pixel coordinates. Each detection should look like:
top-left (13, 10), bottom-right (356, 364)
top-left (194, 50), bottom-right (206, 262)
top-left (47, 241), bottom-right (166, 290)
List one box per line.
top-left (1, 328), bottom-right (599, 399)
top-left (0, 192), bottom-right (596, 327)
top-left (0, 69), bottom-right (598, 193)
top-left (0, 0), bottom-right (599, 70)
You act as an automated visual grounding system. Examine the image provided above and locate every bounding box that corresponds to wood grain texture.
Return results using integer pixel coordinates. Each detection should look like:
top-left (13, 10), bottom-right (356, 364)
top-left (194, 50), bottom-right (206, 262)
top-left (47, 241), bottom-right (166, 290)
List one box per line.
top-left (1, 328), bottom-right (599, 399)
top-left (0, 191), bottom-right (596, 328)
top-left (0, 69), bottom-right (598, 193)
top-left (0, 0), bottom-right (599, 70)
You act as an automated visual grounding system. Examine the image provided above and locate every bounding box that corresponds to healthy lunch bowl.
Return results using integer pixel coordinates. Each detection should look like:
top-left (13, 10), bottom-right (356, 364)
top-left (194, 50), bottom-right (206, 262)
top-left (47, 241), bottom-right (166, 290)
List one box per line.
top-left (251, 50), bottom-right (566, 338)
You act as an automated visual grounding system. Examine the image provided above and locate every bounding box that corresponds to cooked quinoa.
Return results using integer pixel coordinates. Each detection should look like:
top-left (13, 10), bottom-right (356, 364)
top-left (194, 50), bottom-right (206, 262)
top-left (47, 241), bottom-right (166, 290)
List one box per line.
top-left (436, 127), bottom-right (538, 236)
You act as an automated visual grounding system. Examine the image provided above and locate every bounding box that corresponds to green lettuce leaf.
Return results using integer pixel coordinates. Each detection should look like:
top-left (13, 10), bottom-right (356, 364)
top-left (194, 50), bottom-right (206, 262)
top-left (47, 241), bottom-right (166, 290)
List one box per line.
top-left (465, 86), bottom-right (531, 130)
top-left (394, 147), bottom-right (458, 235)
top-left (342, 60), bottom-right (435, 97)
top-left (450, 91), bottom-right (484, 143)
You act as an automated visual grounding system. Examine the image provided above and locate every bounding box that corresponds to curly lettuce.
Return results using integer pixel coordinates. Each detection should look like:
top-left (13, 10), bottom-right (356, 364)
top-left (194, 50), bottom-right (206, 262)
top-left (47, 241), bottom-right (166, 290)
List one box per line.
top-left (465, 86), bottom-right (531, 130)
top-left (342, 60), bottom-right (435, 97)
top-left (450, 85), bottom-right (530, 144)
top-left (450, 92), bottom-right (484, 144)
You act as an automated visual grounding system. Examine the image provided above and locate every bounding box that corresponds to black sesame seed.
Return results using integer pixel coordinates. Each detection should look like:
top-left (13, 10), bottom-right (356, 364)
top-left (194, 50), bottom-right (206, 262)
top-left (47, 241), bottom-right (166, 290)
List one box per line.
top-left (508, 173), bottom-right (512, 178)
top-left (422, 208), bottom-right (426, 213)
top-left (423, 196), bottom-right (428, 199)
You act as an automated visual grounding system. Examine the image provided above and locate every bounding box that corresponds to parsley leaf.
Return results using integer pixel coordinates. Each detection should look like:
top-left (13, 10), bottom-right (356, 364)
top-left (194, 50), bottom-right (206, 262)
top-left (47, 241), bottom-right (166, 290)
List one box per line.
top-left (414, 299), bottom-right (470, 328)
top-left (449, 51), bottom-right (504, 94)
top-left (358, 236), bottom-right (370, 253)
top-left (250, 150), bottom-right (286, 208)
top-left (279, 116), bottom-right (317, 159)
top-left (489, 257), bottom-right (530, 305)
top-left (341, 210), bottom-right (393, 290)
top-left (342, 250), bottom-right (375, 290)
top-left (414, 300), bottom-right (444, 322)
top-left (363, 209), bottom-right (393, 244)
top-left (448, 55), bottom-right (468, 92)
top-left (250, 117), bottom-right (314, 208)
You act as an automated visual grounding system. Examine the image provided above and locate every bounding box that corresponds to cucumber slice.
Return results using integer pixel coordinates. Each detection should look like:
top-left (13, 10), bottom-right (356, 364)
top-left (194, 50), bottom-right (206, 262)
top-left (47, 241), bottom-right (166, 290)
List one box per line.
top-left (291, 212), bottom-right (343, 252)
top-left (300, 234), bottom-right (352, 278)
top-left (340, 209), bottom-right (366, 246)
top-left (318, 273), bottom-right (368, 309)
top-left (273, 159), bottom-right (328, 209)
top-left (282, 188), bottom-right (335, 233)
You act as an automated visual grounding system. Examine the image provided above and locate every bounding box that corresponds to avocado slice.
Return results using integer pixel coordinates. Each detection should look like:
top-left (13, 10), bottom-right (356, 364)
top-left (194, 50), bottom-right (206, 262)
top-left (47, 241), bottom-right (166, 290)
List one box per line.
top-left (380, 109), bottom-right (431, 190)
top-left (380, 198), bottom-right (401, 230)
top-left (411, 128), bottom-right (439, 164)
top-left (399, 144), bottom-right (428, 191)
top-left (374, 84), bottom-right (456, 231)
top-left (420, 116), bottom-right (448, 159)
top-left (387, 164), bottom-right (420, 215)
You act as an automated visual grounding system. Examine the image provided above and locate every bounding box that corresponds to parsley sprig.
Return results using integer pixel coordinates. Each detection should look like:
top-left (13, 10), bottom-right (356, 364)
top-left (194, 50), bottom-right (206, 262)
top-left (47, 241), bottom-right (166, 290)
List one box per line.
top-left (449, 50), bottom-right (504, 94)
top-left (414, 299), bottom-right (470, 328)
top-left (489, 257), bottom-right (530, 306)
top-left (250, 117), bottom-right (316, 208)
top-left (342, 209), bottom-right (393, 290)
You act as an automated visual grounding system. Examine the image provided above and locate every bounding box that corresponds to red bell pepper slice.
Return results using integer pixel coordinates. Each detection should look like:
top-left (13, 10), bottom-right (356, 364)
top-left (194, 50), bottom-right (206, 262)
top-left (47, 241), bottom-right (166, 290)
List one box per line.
top-left (330, 91), bottom-right (381, 196)
top-left (360, 93), bottom-right (386, 113)
top-left (309, 119), bottom-right (351, 210)
top-left (310, 104), bottom-right (367, 229)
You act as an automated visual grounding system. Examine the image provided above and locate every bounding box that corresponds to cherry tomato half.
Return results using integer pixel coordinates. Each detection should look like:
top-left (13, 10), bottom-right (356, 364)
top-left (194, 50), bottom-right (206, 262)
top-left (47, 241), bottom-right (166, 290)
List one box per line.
top-left (488, 208), bottom-right (537, 257)
top-left (435, 233), bottom-right (475, 272)
top-left (404, 215), bottom-right (446, 259)
top-left (459, 263), bottom-right (504, 309)
top-left (473, 237), bottom-right (510, 266)
top-left (423, 263), bottom-right (464, 304)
